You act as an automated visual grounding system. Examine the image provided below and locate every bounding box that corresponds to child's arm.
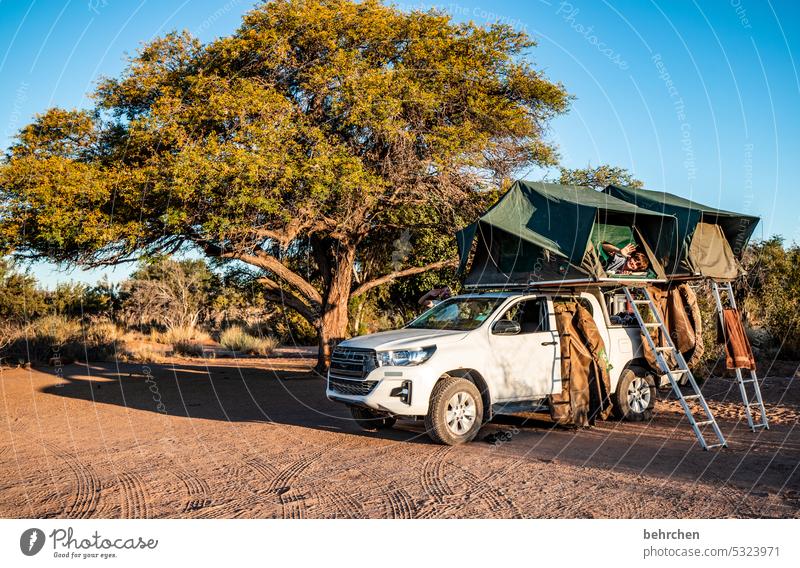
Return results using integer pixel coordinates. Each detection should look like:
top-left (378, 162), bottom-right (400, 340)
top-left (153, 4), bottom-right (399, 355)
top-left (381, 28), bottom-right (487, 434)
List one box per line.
top-left (603, 242), bottom-right (637, 257)
top-left (602, 242), bottom-right (621, 255)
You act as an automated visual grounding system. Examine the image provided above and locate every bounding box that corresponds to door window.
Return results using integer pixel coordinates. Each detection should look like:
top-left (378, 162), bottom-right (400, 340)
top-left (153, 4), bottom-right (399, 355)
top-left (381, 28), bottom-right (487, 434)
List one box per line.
top-left (499, 299), bottom-right (549, 334)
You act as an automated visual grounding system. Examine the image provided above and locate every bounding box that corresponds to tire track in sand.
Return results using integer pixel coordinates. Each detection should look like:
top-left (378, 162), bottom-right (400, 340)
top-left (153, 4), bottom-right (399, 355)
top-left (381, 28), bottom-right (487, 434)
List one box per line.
top-left (384, 486), bottom-right (416, 519)
top-left (263, 440), bottom-right (355, 519)
top-left (416, 447), bottom-right (458, 518)
top-left (169, 468), bottom-right (212, 513)
top-left (416, 446), bottom-right (523, 518)
top-left (117, 472), bottom-right (151, 519)
top-left (43, 442), bottom-right (102, 519)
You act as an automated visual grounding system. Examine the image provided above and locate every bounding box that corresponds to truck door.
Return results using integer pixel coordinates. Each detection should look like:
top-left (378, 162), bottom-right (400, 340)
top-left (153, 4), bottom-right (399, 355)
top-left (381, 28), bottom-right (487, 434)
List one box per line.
top-left (486, 297), bottom-right (562, 400)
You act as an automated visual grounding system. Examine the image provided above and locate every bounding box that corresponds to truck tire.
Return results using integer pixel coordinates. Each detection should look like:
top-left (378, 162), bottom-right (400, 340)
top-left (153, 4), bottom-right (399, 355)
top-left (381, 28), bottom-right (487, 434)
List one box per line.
top-left (349, 406), bottom-right (396, 431)
top-left (424, 376), bottom-right (484, 445)
top-left (613, 366), bottom-right (656, 421)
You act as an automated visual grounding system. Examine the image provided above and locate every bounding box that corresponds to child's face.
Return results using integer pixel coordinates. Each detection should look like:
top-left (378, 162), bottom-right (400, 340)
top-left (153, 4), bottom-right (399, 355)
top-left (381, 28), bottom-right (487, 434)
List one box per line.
top-left (624, 256), bottom-right (646, 272)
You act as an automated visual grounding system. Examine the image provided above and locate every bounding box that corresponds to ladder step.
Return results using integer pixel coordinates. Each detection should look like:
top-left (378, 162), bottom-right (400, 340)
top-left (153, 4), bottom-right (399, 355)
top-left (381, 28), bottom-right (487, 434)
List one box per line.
top-left (706, 443), bottom-right (726, 449)
top-left (694, 420), bottom-right (716, 426)
top-left (740, 379), bottom-right (756, 384)
top-left (643, 322), bottom-right (661, 327)
top-left (683, 394), bottom-right (702, 400)
top-left (632, 299), bottom-right (650, 304)
top-left (655, 346), bottom-right (673, 352)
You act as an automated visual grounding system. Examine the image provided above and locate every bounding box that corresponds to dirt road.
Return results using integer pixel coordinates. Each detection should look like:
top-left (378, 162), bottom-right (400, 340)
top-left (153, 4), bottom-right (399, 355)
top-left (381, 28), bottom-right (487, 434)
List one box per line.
top-left (1, 352), bottom-right (798, 518)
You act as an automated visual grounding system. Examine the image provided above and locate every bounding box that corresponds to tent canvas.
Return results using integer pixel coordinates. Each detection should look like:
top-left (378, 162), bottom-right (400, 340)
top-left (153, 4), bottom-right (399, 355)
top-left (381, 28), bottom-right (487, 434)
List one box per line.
top-left (603, 185), bottom-right (760, 280)
top-left (456, 181), bottom-right (678, 288)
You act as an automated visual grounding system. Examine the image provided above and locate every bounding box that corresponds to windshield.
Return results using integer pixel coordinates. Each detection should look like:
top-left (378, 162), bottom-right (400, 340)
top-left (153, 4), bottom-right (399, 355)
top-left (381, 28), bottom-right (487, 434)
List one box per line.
top-left (406, 297), bottom-right (506, 331)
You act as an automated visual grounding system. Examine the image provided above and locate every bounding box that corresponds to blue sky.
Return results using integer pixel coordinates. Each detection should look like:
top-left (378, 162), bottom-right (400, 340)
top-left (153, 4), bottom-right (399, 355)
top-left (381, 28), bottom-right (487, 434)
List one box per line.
top-left (1, 0), bottom-right (798, 287)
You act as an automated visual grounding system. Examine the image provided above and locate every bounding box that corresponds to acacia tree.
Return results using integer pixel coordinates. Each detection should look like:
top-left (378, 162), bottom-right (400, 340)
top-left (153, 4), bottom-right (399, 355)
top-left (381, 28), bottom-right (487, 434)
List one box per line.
top-left (120, 259), bottom-right (215, 331)
top-left (559, 164), bottom-right (643, 191)
top-left (0, 0), bottom-right (570, 369)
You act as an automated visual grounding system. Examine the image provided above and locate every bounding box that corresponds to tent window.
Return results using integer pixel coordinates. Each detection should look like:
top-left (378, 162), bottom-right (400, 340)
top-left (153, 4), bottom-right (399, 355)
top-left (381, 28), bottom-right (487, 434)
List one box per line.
top-left (687, 222), bottom-right (740, 279)
top-left (497, 237), bottom-right (541, 274)
top-left (590, 222), bottom-right (635, 263)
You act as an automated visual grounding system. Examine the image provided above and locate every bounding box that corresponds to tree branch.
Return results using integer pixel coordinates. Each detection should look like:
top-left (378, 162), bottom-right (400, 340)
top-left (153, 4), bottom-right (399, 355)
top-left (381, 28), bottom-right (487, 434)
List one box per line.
top-left (195, 238), bottom-right (323, 308)
top-left (257, 276), bottom-right (318, 322)
top-left (350, 258), bottom-right (458, 298)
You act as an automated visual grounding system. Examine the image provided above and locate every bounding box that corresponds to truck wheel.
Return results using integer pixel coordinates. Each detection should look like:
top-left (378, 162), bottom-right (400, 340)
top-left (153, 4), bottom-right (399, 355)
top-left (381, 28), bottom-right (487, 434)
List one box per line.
top-left (349, 406), bottom-right (396, 431)
top-left (425, 376), bottom-right (484, 445)
top-left (613, 366), bottom-right (656, 421)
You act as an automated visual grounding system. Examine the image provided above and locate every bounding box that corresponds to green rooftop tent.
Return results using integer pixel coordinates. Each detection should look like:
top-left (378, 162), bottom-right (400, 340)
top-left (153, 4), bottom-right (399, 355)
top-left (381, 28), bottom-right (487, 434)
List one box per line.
top-left (603, 185), bottom-right (760, 280)
top-left (456, 181), bottom-right (679, 288)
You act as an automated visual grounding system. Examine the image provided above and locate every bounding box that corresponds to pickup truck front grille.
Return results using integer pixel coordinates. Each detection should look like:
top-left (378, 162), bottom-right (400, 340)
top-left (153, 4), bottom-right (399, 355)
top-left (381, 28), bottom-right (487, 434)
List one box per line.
top-left (328, 377), bottom-right (379, 397)
top-left (329, 346), bottom-right (378, 380)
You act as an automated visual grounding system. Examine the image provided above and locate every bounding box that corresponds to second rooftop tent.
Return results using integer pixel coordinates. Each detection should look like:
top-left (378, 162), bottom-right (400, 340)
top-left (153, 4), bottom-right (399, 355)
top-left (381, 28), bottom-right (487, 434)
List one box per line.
top-left (455, 181), bottom-right (678, 288)
top-left (603, 185), bottom-right (760, 281)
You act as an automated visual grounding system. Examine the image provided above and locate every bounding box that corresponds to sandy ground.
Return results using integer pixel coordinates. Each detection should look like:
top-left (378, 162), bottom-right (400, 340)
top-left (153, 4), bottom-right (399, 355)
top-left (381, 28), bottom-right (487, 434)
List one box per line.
top-left (1, 350), bottom-right (798, 519)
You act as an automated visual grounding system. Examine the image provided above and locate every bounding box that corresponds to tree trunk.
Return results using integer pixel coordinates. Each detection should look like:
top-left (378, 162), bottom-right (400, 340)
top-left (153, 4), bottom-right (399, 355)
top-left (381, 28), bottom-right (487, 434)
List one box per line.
top-left (315, 246), bottom-right (356, 372)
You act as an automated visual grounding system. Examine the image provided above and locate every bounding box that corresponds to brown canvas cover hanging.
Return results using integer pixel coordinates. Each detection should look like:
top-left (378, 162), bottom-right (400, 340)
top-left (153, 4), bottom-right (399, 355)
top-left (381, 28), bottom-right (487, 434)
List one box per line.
top-left (640, 283), bottom-right (703, 371)
top-left (550, 301), bottom-right (613, 426)
top-left (717, 307), bottom-right (756, 370)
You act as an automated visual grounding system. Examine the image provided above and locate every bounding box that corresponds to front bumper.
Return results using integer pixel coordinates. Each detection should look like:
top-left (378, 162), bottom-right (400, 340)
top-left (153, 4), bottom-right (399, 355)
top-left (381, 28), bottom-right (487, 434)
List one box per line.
top-left (326, 366), bottom-right (433, 416)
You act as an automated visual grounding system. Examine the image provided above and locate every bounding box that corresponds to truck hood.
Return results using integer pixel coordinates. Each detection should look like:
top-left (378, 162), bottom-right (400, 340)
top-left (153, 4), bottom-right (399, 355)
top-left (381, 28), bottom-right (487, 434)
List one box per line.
top-left (339, 327), bottom-right (469, 351)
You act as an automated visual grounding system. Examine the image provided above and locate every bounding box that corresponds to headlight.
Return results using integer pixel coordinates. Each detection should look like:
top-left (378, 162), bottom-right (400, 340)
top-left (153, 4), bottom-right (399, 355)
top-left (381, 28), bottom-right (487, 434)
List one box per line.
top-left (376, 346), bottom-right (436, 367)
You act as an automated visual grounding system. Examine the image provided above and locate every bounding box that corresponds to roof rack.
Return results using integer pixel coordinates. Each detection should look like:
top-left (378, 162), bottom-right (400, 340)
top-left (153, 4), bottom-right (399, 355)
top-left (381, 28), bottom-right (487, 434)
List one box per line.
top-left (464, 277), bottom-right (668, 294)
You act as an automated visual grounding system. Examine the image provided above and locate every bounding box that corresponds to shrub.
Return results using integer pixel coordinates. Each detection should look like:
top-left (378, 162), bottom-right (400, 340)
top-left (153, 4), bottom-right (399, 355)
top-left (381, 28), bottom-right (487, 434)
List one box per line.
top-left (0, 315), bottom-right (119, 364)
top-left (32, 314), bottom-right (82, 345)
top-left (121, 344), bottom-right (167, 364)
top-left (172, 340), bottom-right (205, 357)
top-left (219, 325), bottom-right (278, 356)
top-left (85, 320), bottom-right (122, 344)
top-left (150, 325), bottom-right (211, 345)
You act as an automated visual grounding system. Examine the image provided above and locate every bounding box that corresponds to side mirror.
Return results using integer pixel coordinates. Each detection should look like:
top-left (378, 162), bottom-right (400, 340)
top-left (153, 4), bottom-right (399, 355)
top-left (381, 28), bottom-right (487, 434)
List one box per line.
top-left (492, 320), bottom-right (521, 336)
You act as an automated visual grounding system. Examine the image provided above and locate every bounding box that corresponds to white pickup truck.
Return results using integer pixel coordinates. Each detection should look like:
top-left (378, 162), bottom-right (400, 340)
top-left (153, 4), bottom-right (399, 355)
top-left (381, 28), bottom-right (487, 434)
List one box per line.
top-left (326, 289), bottom-right (659, 445)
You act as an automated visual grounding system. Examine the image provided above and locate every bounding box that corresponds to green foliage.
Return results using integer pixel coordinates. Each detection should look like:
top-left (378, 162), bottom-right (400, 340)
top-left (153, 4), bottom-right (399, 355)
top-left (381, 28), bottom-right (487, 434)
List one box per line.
top-left (742, 237), bottom-right (800, 357)
top-left (0, 259), bottom-right (45, 322)
top-left (46, 281), bottom-right (114, 317)
top-left (219, 325), bottom-right (278, 356)
top-left (558, 164), bottom-right (643, 191)
top-left (0, 0), bottom-right (571, 355)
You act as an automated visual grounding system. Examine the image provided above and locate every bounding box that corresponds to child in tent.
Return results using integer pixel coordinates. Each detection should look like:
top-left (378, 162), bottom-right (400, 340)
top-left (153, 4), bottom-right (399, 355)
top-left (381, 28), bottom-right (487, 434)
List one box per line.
top-left (601, 242), bottom-right (650, 275)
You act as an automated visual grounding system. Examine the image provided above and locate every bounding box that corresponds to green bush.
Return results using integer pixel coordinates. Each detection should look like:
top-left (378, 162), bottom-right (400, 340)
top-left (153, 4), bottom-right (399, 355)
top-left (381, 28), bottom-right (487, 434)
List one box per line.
top-left (219, 325), bottom-right (278, 356)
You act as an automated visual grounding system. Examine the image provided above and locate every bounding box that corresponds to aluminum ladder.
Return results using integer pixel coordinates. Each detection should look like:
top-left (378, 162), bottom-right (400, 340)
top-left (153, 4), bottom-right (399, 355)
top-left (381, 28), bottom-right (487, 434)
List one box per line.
top-left (711, 281), bottom-right (769, 431)
top-left (623, 286), bottom-right (727, 450)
